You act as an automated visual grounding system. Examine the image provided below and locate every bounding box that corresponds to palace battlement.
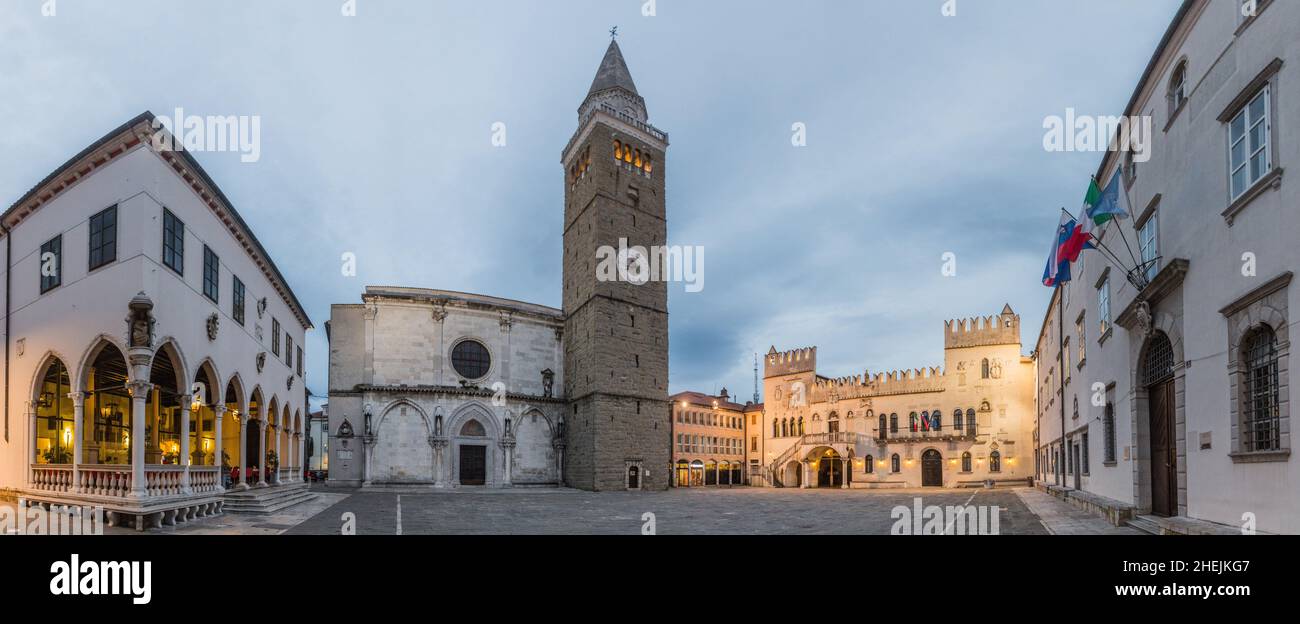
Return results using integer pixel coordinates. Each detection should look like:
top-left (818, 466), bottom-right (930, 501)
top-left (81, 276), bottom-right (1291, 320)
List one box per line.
top-left (944, 304), bottom-right (1021, 349)
top-left (765, 346), bottom-right (817, 376)
top-left (809, 366), bottom-right (947, 401)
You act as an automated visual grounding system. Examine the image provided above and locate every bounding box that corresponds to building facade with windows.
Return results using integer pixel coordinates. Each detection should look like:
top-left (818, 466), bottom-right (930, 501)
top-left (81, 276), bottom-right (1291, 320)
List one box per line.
top-left (669, 389), bottom-right (758, 486)
top-left (327, 287), bottom-right (565, 488)
top-left (1034, 0), bottom-right (1299, 533)
top-left (0, 113), bottom-right (312, 529)
top-left (752, 307), bottom-right (1036, 489)
top-left (326, 39), bottom-right (671, 492)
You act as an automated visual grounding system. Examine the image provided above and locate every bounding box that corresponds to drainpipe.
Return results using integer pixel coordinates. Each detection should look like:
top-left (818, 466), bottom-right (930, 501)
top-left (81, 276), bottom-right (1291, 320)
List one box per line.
top-left (3, 222), bottom-right (10, 442)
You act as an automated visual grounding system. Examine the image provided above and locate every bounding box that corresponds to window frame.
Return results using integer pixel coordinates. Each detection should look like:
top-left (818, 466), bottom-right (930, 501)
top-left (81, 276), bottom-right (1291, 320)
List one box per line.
top-left (202, 245), bottom-right (219, 303)
top-left (1228, 86), bottom-right (1272, 202)
top-left (39, 234), bottom-right (63, 294)
top-left (1098, 278), bottom-right (1112, 337)
top-left (232, 276), bottom-right (245, 326)
top-left (1138, 212), bottom-right (1159, 283)
top-left (162, 208), bottom-right (184, 276)
top-left (272, 319), bottom-right (281, 356)
top-left (88, 205), bottom-right (117, 271)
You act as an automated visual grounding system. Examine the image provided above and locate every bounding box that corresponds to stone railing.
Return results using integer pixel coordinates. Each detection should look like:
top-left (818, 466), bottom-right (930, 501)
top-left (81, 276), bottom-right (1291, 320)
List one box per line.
top-left (190, 467), bottom-right (220, 493)
top-left (144, 466), bottom-right (185, 497)
top-left (79, 465), bottom-right (133, 497)
top-left (30, 464), bottom-right (74, 493)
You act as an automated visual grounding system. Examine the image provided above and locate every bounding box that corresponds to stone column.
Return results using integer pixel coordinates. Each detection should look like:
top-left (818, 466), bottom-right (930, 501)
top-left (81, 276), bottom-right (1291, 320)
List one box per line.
top-left (553, 439), bottom-right (565, 486)
top-left (257, 420), bottom-right (268, 487)
top-left (69, 392), bottom-right (85, 493)
top-left (801, 459), bottom-right (811, 489)
top-left (841, 457), bottom-right (850, 490)
top-left (179, 394), bottom-right (192, 494)
top-left (25, 401), bottom-right (36, 487)
top-left (237, 413), bottom-right (249, 490)
top-left (127, 380), bottom-right (153, 498)
top-left (502, 438), bottom-right (515, 487)
top-left (274, 417), bottom-right (282, 485)
top-left (213, 405), bottom-right (226, 491)
top-left (362, 436), bottom-right (375, 487)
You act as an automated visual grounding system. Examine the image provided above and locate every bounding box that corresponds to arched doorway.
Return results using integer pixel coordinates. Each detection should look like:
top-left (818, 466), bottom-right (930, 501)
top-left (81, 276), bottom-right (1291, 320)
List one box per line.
top-left (689, 460), bottom-right (704, 486)
top-left (373, 403), bottom-right (432, 483)
top-left (84, 342), bottom-right (130, 465)
top-left (246, 388), bottom-right (263, 483)
top-left (674, 460), bottom-right (689, 487)
top-left (33, 356), bottom-right (74, 465)
top-left (921, 449), bottom-right (943, 487)
top-left (1143, 331), bottom-right (1177, 516)
top-left (782, 460), bottom-right (801, 487)
top-left (457, 418), bottom-right (488, 486)
top-left (147, 343), bottom-right (185, 466)
top-left (815, 449), bottom-right (843, 488)
top-left (627, 465), bottom-right (640, 490)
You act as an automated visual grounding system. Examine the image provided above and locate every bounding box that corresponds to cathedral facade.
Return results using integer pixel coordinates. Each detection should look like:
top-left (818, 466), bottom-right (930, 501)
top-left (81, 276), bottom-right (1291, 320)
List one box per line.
top-left (325, 40), bottom-right (670, 491)
top-left (751, 307), bottom-right (1036, 489)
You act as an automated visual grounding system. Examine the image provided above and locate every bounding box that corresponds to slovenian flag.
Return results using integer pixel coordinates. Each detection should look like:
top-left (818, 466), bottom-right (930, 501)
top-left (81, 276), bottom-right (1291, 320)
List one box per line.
top-left (1042, 213), bottom-right (1077, 287)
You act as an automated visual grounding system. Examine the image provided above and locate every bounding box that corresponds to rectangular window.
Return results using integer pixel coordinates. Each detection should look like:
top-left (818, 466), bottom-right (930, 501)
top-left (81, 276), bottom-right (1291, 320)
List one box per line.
top-left (1098, 279), bottom-right (1111, 336)
top-left (751, 436), bottom-right (757, 452)
top-left (162, 208), bottom-right (184, 275)
top-left (1229, 86), bottom-right (1271, 201)
top-left (1082, 432), bottom-right (1090, 474)
top-left (39, 235), bottom-right (62, 294)
top-left (1138, 213), bottom-right (1159, 283)
top-left (232, 276), bottom-right (245, 325)
top-left (286, 335), bottom-right (294, 367)
top-left (202, 246), bottom-right (219, 303)
top-left (297, 346), bottom-right (303, 376)
top-left (88, 205), bottom-right (117, 271)
top-left (272, 319), bottom-right (281, 356)
top-left (1076, 315), bottom-right (1086, 364)
top-left (1103, 401), bottom-right (1116, 464)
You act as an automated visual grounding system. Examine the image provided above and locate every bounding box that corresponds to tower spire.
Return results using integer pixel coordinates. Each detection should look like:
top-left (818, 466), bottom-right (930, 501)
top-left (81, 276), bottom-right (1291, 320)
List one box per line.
top-left (753, 354), bottom-right (760, 404)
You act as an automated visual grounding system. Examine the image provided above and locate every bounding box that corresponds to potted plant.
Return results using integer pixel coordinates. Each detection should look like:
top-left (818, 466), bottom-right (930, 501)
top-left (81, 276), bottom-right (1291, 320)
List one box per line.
top-left (42, 448), bottom-right (72, 464)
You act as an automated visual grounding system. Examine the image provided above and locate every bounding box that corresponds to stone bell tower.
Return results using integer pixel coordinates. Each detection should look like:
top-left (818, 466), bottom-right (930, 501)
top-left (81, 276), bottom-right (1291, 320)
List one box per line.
top-left (560, 37), bottom-right (670, 491)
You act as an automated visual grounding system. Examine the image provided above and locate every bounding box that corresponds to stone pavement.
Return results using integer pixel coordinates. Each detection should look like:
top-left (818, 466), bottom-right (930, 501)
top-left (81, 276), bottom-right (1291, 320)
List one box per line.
top-left (285, 486), bottom-right (1052, 535)
top-left (1013, 487), bottom-right (1143, 535)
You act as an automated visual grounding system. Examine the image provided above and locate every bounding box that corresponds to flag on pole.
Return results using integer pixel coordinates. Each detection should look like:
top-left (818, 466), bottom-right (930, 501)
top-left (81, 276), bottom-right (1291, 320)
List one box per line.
top-left (1042, 213), bottom-right (1075, 287)
top-left (1086, 167), bottom-right (1131, 228)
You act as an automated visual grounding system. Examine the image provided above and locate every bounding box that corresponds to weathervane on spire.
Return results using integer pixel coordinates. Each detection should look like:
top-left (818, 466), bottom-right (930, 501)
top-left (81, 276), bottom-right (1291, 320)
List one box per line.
top-left (609, 26), bottom-right (619, 40)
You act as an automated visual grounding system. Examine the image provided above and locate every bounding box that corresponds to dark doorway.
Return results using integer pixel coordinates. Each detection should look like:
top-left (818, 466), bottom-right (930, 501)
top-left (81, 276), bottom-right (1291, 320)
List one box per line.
top-left (627, 465), bottom-right (640, 490)
top-left (245, 419), bottom-right (261, 468)
top-left (921, 449), bottom-right (943, 487)
top-left (1148, 380), bottom-right (1176, 516)
top-left (459, 445), bottom-right (487, 485)
top-left (816, 455), bottom-right (842, 487)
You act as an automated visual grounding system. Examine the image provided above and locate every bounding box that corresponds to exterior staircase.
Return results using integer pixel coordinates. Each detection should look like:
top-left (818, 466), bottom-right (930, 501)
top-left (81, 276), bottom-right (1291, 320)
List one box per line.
top-left (223, 483), bottom-right (315, 514)
top-left (1125, 515), bottom-right (1163, 535)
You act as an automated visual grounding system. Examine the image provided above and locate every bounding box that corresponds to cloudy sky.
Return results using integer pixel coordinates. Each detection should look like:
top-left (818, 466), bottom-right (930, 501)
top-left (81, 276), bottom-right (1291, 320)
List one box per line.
top-left (0, 0), bottom-right (1184, 405)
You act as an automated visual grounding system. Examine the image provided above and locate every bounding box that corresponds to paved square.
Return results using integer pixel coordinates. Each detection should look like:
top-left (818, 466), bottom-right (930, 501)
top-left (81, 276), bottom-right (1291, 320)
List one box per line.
top-left (286, 486), bottom-right (1057, 535)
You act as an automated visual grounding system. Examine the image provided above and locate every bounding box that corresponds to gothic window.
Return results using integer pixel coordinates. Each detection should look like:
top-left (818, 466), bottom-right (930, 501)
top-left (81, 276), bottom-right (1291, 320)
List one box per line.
top-left (961, 452), bottom-right (972, 472)
top-left (613, 140), bottom-right (623, 161)
top-left (890, 454), bottom-right (900, 473)
top-left (781, 419), bottom-right (788, 438)
top-left (878, 414), bottom-right (887, 440)
top-left (909, 412), bottom-right (918, 432)
top-left (919, 411), bottom-right (928, 431)
top-left (797, 416), bottom-right (804, 436)
top-left (889, 413), bottom-right (898, 434)
top-left (865, 455), bottom-right (874, 474)
top-left (931, 409), bottom-right (942, 431)
top-left (772, 418), bottom-right (778, 437)
top-left (989, 451), bottom-right (1001, 473)
top-left (953, 408), bottom-right (963, 432)
top-left (452, 340), bottom-right (492, 380)
top-left (981, 358), bottom-right (990, 379)
top-left (460, 419), bottom-right (486, 437)
top-left (1241, 325), bottom-right (1280, 452)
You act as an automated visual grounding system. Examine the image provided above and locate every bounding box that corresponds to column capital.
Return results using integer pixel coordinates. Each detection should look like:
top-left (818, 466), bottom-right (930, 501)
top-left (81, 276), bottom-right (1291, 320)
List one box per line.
top-left (178, 394), bottom-right (194, 409)
top-left (66, 391), bottom-right (86, 407)
top-left (213, 404), bottom-right (228, 416)
top-left (127, 380), bottom-right (153, 397)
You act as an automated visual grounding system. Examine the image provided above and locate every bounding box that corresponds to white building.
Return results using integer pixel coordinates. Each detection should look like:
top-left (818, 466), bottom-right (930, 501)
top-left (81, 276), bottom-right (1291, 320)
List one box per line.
top-left (1035, 0), bottom-right (1299, 533)
top-left (0, 112), bottom-right (313, 529)
top-left (326, 287), bottom-right (565, 488)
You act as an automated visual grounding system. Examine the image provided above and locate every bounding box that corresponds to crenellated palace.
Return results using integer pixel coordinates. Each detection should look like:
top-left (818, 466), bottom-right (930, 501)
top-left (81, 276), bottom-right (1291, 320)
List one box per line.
top-left (749, 306), bottom-right (1036, 489)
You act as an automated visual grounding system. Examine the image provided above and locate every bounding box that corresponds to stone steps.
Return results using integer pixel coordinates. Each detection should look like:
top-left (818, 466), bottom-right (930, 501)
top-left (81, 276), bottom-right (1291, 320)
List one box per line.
top-left (223, 483), bottom-right (315, 514)
top-left (1125, 516), bottom-right (1163, 535)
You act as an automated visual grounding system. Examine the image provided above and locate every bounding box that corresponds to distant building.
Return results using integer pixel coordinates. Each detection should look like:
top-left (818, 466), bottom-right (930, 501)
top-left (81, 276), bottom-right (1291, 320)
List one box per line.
top-left (1034, 0), bottom-right (1300, 534)
top-left (754, 307), bottom-right (1035, 489)
top-left (669, 389), bottom-right (761, 486)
